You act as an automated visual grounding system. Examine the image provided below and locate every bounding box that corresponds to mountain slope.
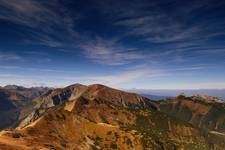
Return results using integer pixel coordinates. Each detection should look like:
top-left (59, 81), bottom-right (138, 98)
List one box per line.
top-left (158, 95), bottom-right (225, 134)
top-left (20, 84), bottom-right (157, 128)
top-left (0, 86), bottom-right (50, 130)
top-left (0, 89), bottom-right (19, 129)
top-left (0, 84), bottom-right (225, 150)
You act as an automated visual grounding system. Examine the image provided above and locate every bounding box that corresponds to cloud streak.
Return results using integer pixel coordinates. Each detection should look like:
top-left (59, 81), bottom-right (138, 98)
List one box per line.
top-left (0, 62), bottom-right (163, 86)
top-left (80, 37), bottom-right (145, 65)
top-left (89, 68), bottom-right (162, 85)
top-left (97, 0), bottom-right (225, 45)
top-left (0, 65), bottom-right (78, 74)
top-left (0, 0), bottom-right (56, 28)
top-left (0, 0), bottom-right (79, 47)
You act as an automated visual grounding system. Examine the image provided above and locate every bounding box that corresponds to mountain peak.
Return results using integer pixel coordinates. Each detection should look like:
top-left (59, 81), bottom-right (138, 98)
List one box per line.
top-left (1, 83), bottom-right (225, 150)
top-left (66, 83), bottom-right (87, 88)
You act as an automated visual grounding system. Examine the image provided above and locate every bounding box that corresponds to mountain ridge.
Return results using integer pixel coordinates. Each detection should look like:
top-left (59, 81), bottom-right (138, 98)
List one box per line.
top-left (0, 83), bottom-right (225, 149)
top-left (158, 94), bottom-right (225, 134)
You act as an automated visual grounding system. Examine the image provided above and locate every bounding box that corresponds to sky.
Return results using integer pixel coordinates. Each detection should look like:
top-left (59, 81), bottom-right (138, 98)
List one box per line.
top-left (0, 0), bottom-right (225, 89)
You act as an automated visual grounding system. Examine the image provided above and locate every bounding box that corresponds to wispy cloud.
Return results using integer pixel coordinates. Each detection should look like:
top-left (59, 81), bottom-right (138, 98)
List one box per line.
top-left (89, 67), bottom-right (162, 85)
top-left (0, 65), bottom-right (78, 74)
top-left (80, 37), bottom-right (145, 65)
top-left (0, 62), bottom-right (163, 86)
top-left (0, 63), bottom-right (219, 88)
top-left (0, 0), bottom-right (224, 90)
top-left (0, 0), bottom-right (68, 31)
top-left (0, 0), bottom-right (79, 47)
top-left (97, 0), bottom-right (225, 45)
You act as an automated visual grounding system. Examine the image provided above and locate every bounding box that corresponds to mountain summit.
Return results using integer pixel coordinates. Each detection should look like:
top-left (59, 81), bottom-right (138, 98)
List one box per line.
top-left (0, 84), bottom-right (225, 150)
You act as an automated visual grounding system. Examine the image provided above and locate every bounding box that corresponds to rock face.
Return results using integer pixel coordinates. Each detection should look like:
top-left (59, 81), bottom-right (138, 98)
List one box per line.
top-left (0, 86), bottom-right (50, 129)
top-left (0, 84), bottom-right (225, 150)
top-left (34, 83), bottom-right (87, 108)
top-left (19, 84), bottom-right (88, 127)
top-left (158, 95), bottom-right (225, 133)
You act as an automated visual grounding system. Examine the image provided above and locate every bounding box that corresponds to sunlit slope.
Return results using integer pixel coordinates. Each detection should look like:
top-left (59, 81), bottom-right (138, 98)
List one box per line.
top-left (0, 84), bottom-right (224, 150)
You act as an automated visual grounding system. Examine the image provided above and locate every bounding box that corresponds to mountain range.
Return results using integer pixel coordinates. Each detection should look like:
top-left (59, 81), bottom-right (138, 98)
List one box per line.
top-left (0, 85), bottom-right (50, 129)
top-left (0, 84), bottom-right (225, 149)
top-left (130, 89), bottom-right (225, 100)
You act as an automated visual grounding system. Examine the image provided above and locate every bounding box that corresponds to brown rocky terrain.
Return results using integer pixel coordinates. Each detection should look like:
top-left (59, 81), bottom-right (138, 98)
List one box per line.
top-left (0, 84), bottom-right (225, 150)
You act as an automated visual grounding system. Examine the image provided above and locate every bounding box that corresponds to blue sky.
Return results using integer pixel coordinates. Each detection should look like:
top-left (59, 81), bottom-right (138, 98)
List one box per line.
top-left (0, 0), bottom-right (225, 89)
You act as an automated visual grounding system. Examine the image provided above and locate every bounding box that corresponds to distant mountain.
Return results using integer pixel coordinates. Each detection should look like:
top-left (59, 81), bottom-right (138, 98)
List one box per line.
top-left (131, 89), bottom-right (225, 100)
top-left (4, 85), bottom-right (28, 90)
top-left (0, 86), bottom-right (50, 129)
top-left (158, 94), bottom-right (225, 133)
top-left (141, 94), bottom-right (171, 100)
top-left (0, 84), bottom-right (224, 150)
top-left (3, 85), bottom-right (51, 100)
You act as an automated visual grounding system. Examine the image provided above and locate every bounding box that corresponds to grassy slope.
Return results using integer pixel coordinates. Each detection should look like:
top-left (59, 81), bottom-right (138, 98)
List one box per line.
top-left (1, 98), bottom-right (224, 150)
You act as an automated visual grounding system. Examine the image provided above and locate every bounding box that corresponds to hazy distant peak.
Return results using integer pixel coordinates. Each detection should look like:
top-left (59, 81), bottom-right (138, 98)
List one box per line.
top-left (192, 95), bottom-right (224, 103)
top-left (4, 85), bottom-right (26, 90)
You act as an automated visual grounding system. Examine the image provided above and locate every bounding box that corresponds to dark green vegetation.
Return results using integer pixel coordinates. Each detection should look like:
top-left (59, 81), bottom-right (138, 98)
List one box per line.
top-left (126, 109), bottom-right (214, 150)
